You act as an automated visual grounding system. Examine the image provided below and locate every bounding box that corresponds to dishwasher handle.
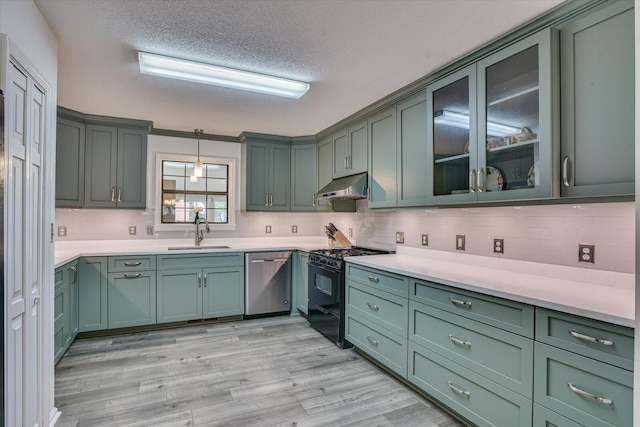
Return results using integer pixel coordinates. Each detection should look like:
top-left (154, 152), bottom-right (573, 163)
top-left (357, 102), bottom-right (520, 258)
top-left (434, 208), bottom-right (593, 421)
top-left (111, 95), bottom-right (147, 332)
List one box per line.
top-left (250, 258), bottom-right (289, 263)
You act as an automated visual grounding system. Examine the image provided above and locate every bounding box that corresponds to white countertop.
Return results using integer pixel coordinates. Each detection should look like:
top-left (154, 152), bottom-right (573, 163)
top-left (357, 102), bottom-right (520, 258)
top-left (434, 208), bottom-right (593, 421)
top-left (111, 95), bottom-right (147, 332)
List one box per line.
top-left (345, 247), bottom-right (635, 328)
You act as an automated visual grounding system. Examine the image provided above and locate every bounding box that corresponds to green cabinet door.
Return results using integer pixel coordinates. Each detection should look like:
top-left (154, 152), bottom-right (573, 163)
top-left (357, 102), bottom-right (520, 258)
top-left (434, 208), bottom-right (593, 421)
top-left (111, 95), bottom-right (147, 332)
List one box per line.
top-left (348, 120), bottom-right (368, 175)
top-left (332, 129), bottom-right (349, 178)
top-left (295, 251), bottom-right (309, 314)
top-left (54, 271), bottom-right (68, 363)
top-left (316, 137), bottom-right (333, 211)
top-left (116, 128), bottom-right (147, 208)
top-left (244, 142), bottom-right (270, 210)
top-left (559, 1), bottom-right (634, 197)
top-left (157, 269), bottom-right (203, 323)
top-left (397, 92), bottom-right (429, 207)
top-left (78, 257), bottom-right (108, 332)
top-left (291, 143), bottom-right (317, 211)
top-left (67, 261), bottom-right (79, 341)
top-left (108, 271), bottom-right (157, 328)
top-left (202, 266), bottom-right (244, 318)
top-left (368, 107), bottom-right (397, 208)
top-left (84, 125), bottom-right (118, 207)
top-left (55, 117), bottom-right (85, 207)
top-left (269, 144), bottom-right (291, 211)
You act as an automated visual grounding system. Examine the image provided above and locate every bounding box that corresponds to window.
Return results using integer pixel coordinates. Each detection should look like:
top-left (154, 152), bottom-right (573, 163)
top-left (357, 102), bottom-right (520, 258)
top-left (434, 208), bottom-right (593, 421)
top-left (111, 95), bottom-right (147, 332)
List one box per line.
top-left (161, 160), bottom-right (229, 224)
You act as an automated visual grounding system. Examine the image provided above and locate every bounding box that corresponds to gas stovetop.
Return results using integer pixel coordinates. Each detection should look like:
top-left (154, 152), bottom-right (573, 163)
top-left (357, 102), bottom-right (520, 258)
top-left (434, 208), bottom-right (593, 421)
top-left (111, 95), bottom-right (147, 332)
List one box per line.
top-left (308, 246), bottom-right (393, 270)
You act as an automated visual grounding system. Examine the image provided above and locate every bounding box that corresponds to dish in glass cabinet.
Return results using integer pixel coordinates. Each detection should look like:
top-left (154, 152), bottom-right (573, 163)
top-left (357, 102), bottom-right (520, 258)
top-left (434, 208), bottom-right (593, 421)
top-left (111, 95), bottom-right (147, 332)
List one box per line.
top-left (527, 161), bottom-right (539, 187)
top-left (485, 166), bottom-right (504, 191)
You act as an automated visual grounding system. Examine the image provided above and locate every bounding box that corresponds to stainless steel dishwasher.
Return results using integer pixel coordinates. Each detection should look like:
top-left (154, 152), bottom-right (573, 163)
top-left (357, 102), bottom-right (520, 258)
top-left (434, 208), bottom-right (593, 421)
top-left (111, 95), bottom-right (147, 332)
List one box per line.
top-left (245, 251), bottom-right (292, 316)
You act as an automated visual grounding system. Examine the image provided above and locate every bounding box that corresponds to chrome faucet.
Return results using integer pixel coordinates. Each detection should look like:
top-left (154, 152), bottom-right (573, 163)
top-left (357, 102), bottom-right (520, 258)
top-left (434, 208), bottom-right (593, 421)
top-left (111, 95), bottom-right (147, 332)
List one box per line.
top-left (195, 217), bottom-right (210, 246)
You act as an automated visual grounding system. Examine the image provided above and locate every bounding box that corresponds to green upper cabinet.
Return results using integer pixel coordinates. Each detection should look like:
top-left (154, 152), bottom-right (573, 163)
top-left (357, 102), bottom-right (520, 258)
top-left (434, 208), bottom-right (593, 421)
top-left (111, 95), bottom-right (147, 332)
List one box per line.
top-left (427, 28), bottom-right (557, 205)
top-left (332, 121), bottom-right (368, 179)
top-left (84, 124), bottom-right (147, 208)
top-left (316, 137), bottom-right (333, 211)
top-left (55, 116), bottom-right (85, 207)
top-left (241, 133), bottom-right (291, 211)
top-left (291, 140), bottom-right (317, 211)
top-left (559, 1), bottom-right (634, 198)
top-left (368, 107), bottom-right (397, 208)
top-left (397, 92), bottom-right (429, 207)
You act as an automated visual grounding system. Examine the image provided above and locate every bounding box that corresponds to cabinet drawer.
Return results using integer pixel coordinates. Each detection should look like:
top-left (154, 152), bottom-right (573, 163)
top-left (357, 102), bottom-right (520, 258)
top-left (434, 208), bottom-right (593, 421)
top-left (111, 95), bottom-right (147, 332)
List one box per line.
top-left (157, 252), bottom-right (243, 270)
top-left (408, 341), bottom-right (532, 427)
top-left (345, 263), bottom-right (408, 297)
top-left (411, 279), bottom-right (534, 337)
top-left (534, 342), bottom-right (633, 427)
top-left (346, 313), bottom-right (407, 378)
top-left (536, 307), bottom-right (634, 371)
top-left (346, 280), bottom-right (408, 337)
top-left (108, 255), bottom-right (156, 272)
top-left (409, 301), bottom-right (533, 398)
top-left (533, 404), bottom-right (581, 427)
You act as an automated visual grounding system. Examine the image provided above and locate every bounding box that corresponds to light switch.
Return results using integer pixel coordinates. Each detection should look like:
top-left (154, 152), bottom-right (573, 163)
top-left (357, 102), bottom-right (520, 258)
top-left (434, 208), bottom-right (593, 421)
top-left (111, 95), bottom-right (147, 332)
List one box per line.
top-left (456, 234), bottom-right (465, 251)
top-left (57, 226), bottom-right (67, 237)
top-left (129, 226), bottom-right (137, 236)
top-left (266, 225), bottom-right (272, 234)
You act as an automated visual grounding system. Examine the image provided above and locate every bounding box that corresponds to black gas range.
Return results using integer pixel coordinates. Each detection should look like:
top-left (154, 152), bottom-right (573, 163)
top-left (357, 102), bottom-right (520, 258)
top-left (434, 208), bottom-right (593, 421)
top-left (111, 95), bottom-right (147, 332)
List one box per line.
top-left (307, 246), bottom-right (394, 348)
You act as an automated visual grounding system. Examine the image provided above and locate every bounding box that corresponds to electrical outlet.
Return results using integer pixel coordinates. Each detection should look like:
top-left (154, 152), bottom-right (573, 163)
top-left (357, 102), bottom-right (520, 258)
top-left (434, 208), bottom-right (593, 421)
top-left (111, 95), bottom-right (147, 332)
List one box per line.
top-left (57, 226), bottom-right (67, 237)
top-left (292, 225), bottom-right (298, 234)
top-left (129, 226), bottom-right (137, 236)
top-left (493, 238), bottom-right (504, 254)
top-left (147, 225), bottom-right (154, 235)
top-left (265, 225), bottom-right (272, 234)
top-left (456, 234), bottom-right (465, 251)
top-left (421, 234), bottom-right (428, 246)
top-left (579, 244), bottom-right (595, 264)
top-left (348, 228), bottom-right (353, 237)
top-left (396, 231), bottom-right (405, 244)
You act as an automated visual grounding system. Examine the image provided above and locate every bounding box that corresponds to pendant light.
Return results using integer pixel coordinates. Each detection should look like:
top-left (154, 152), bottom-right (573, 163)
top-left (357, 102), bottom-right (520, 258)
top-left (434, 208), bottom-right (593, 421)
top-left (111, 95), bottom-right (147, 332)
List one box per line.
top-left (193, 128), bottom-right (204, 179)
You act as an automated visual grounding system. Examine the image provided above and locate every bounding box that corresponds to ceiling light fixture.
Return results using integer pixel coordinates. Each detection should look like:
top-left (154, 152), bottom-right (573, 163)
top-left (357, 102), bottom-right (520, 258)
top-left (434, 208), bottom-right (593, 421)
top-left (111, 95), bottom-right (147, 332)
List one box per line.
top-left (434, 110), bottom-right (520, 137)
top-left (138, 52), bottom-right (310, 99)
top-left (192, 129), bottom-right (204, 182)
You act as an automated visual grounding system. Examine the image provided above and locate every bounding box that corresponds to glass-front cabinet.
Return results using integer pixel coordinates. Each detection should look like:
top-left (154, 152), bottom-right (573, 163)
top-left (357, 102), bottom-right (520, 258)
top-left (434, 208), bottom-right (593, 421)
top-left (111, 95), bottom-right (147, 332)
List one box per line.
top-left (427, 28), bottom-right (556, 204)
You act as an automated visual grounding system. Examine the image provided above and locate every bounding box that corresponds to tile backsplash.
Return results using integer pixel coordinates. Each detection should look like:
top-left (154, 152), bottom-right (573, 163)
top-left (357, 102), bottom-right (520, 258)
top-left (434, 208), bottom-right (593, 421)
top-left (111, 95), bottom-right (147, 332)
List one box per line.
top-left (55, 200), bottom-right (634, 273)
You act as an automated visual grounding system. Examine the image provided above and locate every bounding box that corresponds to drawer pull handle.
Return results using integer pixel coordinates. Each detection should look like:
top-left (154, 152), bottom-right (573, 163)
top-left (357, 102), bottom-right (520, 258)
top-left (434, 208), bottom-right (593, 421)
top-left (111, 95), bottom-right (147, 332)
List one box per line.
top-left (448, 381), bottom-right (470, 398)
top-left (569, 330), bottom-right (614, 346)
top-left (568, 383), bottom-right (612, 405)
top-left (124, 273), bottom-right (141, 279)
top-left (367, 275), bottom-right (379, 283)
top-left (449, 297), bottom-right (472, 308)
top-left (366, 302), bottom-right (379, 311)
top-left (124, 261), bottom-right (142, 267)
top-left (449, 335), bottom-right (471, 348)
top-left (366, 336), bottom-right (379, 346)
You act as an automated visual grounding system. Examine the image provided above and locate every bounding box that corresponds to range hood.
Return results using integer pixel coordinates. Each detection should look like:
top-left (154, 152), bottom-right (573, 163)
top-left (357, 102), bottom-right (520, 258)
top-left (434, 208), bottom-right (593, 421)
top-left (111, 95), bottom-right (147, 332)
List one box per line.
top-left (316, 172), bottom-right (368, 200)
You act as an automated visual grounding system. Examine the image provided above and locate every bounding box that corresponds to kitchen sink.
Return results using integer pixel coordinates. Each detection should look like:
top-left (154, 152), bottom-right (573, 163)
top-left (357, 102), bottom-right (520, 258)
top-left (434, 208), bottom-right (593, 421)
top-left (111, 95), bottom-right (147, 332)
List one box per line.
top-left (168, 245), bottom-right (231, 250)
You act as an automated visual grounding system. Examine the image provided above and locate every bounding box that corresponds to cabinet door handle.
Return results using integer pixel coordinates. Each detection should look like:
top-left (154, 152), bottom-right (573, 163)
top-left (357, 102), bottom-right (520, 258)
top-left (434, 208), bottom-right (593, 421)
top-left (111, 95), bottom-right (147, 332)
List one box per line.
top-left (448, 381), bottom-right (471, 398)
top-left (568, 383), bottom-right (612, 405)
top-left (477, 167), bottom-right (484, 192)
top-left (569, 330), bottom-right (614, 346)
top-left (347, 155), bottom-right (351, 169)
top-left (124, 273), bottom-right (141, 279)
top-left (111, 187), bottom-right (115, 202)
top-left (449, 335), bottom-right (471, 348)
top-left (562, 156), bottom-right (570, 187)
top-left (344, 156), bottom-right (348, 169)
top-left (70, 266), bottom-right (78, 284)
top-left (449, 297), bottom-right (472, 308)
top-left (124, 261), bottom-right (142, 267)
top-left (203, 274), bottom-right (207, 287)
top-left (367, 275), bottom-right (379, 283)
top-left (366, 302), bottom-right (379, 311)
top-left (198, 274), bottom-right (202, 287)
top-left (312, 193), bottom-right (316, 207)
top-left (270, 193), bottom-right (273, 206)
top-left (117, 188), bottom-right (122, 202)
top-left (469, 169), bottom-right (476, 193)
top-left (265, 194), bottom-right (269, 206)
top-left (366, 336), bottom-right (379, 346)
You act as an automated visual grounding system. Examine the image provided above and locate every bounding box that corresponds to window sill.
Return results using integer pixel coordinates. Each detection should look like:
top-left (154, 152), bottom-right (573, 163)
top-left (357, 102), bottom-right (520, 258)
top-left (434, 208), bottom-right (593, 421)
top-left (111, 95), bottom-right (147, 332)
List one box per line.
top-left (153, 223), bottom-right (237, 232)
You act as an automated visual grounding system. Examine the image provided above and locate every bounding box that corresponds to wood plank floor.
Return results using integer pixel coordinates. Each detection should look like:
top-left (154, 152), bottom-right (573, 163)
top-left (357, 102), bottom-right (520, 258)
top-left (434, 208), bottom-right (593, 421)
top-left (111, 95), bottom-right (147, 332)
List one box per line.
top-left (55, 316), bottom-right (467, 427)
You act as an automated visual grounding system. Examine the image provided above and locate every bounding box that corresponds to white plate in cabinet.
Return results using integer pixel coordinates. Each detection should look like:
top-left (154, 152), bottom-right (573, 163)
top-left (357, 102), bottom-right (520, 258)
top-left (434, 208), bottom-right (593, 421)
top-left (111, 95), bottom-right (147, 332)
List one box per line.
top-left (346, 280), bottom-right (408, 338)
top-left (410, 279), bottom-right (534, 338)
top-left (408, 341), bottom-right (532, 427)
top-left (409, 301), bottom-right (533, 398)
top-left (346, 313), bottom-right (407, 378)
top-left (534, 342), bottom-right (632, 427)
top-left (535, 307), bottom-right (634, 371)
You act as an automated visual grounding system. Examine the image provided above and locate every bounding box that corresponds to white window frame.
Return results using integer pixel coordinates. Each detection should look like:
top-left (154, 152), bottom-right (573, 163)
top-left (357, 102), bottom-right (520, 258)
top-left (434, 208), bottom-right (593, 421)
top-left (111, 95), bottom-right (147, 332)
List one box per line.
top-left (153, 153), bottom-right (237, 231)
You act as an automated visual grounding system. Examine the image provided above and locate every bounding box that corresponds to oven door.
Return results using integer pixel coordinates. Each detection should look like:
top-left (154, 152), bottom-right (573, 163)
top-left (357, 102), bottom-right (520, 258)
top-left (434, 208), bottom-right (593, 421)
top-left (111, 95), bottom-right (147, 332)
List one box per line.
top-left (307, 263), bottom-right (341, 315)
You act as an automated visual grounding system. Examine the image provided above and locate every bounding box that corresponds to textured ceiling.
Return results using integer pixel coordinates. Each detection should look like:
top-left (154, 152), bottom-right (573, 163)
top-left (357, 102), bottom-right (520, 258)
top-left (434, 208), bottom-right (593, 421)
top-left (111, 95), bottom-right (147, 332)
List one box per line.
top-left (35, 0), bottom-right (563, 137)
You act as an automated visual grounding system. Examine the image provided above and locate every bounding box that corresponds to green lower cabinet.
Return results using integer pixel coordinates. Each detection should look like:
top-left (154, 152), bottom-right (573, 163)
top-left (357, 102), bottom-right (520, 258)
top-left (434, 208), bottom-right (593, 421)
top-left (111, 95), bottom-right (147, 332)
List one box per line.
top-left (108, 271), bottom-right (157, 328)
top-left (54, 280), bottom-right (68, 363)
top-left (202, 267), bottom-right (244, 318)
top-left (534, 342), bottom-right (633, 427)
top-left (54, 260), bottom-right (79, 363)
top-left (157, 269), bottom-right (203, 323)
top-left (295, 251), bottom-right (309, 314)
top-left (78, 257), bottom-right (108, 332)
top-left (408, 341), bottom-right (533, 427)
top-left (533, 404), bottom-right (581, 427)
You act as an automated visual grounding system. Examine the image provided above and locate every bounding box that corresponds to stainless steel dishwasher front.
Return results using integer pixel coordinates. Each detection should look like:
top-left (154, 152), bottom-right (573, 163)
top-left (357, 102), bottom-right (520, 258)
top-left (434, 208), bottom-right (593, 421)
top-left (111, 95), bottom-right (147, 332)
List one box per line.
top-left (244, 251), bottom-right (292, 315)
